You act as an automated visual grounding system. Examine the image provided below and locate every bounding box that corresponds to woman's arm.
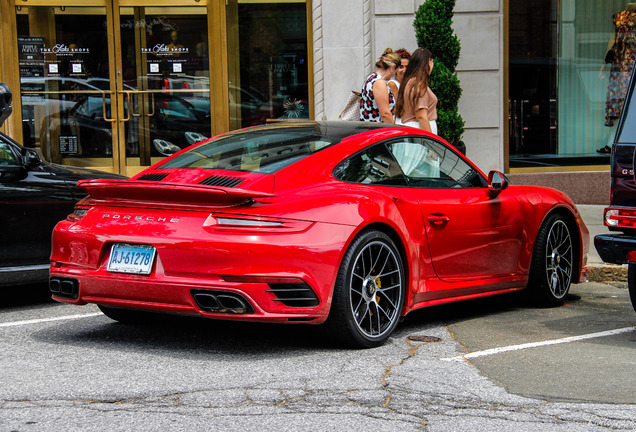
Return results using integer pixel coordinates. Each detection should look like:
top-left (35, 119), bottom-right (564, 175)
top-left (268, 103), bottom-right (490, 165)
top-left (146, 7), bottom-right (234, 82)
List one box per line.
top-left (387, 81), bottom-right (398, 99)
top-left (414, 107), bottom-right (432, 132)
top-left (373, 79), bottom-right (395, 123)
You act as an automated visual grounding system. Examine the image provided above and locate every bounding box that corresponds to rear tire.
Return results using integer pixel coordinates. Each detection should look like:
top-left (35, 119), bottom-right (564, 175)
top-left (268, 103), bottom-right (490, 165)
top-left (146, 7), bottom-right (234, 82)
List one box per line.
top-left (527, 214), bottom-right (574, 306)
top-left (627, 264), bottom-right (636, 313)
top-left (325, 230), bottom-right (405, 348)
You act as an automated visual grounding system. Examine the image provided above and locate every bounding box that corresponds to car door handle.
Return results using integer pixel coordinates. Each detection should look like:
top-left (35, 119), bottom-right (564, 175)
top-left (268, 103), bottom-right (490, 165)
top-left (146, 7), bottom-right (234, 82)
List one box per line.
top-left (427, 214), bottom-right (450, 225)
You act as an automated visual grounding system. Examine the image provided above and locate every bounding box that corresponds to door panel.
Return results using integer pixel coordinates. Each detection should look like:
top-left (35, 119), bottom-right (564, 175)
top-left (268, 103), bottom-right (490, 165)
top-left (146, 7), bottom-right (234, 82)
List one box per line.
top-left (419, 188), bottom-right (525, 282)
top-left (386, 137), bottom-right (526, 284)
top-left (16, 5), bottom-right (117, 172)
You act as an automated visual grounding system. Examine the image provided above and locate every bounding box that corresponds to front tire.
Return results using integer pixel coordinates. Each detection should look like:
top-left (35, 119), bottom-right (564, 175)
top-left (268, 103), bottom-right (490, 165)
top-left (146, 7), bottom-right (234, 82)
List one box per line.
top-left (326, 230), bottom-right (405, 348)
top-left (527, 214), bottom-right (574, 306)
top-left (627, 264), bottom-right (636, 313)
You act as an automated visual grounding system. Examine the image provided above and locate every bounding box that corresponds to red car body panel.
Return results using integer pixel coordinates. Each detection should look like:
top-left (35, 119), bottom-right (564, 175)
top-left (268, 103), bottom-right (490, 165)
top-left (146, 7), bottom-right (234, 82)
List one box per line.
top-left (50, 123), bottom-right (589, 325)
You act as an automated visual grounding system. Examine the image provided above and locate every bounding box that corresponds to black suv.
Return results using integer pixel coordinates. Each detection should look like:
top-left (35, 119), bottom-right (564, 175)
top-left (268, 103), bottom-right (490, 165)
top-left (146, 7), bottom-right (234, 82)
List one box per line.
top-left (0, 84), bottom-right (125, 287)
top-left (594, 71), bottom-right (636, 312)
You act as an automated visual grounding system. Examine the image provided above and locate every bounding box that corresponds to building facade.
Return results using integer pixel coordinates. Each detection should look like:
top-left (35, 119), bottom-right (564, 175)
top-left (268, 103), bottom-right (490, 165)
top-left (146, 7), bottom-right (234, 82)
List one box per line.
top-left (0, 1), bottom-right (623, 203)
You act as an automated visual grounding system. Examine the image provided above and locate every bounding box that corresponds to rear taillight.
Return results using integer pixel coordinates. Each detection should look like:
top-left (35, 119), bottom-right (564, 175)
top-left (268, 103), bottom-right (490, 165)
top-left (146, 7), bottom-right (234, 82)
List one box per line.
top-left (66, 207), bottom-right (89, 222)
top-left (604, 208), bottom-right (636, 228)
top-left (203, 213), bottom-right (313, 233)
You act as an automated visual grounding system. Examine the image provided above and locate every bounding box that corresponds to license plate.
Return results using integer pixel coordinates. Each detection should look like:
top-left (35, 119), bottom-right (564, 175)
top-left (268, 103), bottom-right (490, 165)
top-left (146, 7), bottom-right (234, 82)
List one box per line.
top-left (107, 244), bottom-right (156, 275)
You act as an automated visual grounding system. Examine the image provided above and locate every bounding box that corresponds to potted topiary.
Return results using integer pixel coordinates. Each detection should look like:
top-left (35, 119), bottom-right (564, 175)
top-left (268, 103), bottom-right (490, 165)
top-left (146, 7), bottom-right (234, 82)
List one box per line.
top-left (414, 0), bottom-right (466, 154)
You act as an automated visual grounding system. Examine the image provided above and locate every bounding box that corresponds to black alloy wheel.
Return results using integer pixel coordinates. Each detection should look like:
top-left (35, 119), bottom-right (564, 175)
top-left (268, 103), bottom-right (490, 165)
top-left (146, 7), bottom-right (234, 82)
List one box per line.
top-left (528, 214), bottom-right (574, 306)
top-left (327, 230), bottom-right (405, 348)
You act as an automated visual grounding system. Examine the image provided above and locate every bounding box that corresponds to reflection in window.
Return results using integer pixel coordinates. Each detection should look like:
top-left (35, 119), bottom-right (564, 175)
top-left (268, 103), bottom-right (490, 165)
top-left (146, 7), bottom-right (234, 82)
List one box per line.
top-left (387, 138), bottom-right (485, 188)
top-left (334, 144), bottom-right (408, 186)
top-left (233, 2), bottom-right (309, 128)
top-left (0, 142), bottom-right (18, 165)
top-left (161, 129), bottom-right (335, 174)
top-left (508, 0), bottom-right (629, 167)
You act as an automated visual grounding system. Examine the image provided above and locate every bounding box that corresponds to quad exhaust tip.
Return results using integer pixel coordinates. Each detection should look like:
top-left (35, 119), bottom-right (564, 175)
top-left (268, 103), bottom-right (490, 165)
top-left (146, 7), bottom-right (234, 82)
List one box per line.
top-left (49, 277), bottom-right (79, 299)
top-left (192, 290), bottom-right (254, 314)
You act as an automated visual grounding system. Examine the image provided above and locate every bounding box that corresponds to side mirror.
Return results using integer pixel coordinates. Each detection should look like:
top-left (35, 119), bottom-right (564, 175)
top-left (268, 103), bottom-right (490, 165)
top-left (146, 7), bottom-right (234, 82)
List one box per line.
top-left (488, 170), bottom-right (509, 196)
top-left (22, 149), bottom-right (40, 167)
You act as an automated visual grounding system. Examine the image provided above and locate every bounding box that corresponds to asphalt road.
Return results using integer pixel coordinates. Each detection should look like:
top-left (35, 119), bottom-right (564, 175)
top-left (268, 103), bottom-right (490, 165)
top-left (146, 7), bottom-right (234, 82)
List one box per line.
top-left (0, 282), bottom-right (634, 431)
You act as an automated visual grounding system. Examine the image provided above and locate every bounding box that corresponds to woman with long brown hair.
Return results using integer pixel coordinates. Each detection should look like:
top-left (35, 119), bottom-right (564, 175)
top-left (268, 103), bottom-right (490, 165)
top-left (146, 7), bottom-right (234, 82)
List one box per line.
top-left (394, 48), bottom-right (438, 134)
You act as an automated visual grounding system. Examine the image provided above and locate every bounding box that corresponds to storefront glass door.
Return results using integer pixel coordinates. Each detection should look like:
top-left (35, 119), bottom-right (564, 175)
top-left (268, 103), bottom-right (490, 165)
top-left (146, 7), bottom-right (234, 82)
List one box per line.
top-left (13, 0), bottom-right (311, 175)
top-left (16, 4), bottom-right (117, 171)
top-left (117, 5), bottom-right (211, 174)
top-left (15, 1), bottom-right (212, 176)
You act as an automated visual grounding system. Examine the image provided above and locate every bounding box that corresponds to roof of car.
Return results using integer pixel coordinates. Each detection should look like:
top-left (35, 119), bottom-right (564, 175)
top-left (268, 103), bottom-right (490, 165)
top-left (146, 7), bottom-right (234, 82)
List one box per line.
top-left (228, 120), bottom-right (400, 141)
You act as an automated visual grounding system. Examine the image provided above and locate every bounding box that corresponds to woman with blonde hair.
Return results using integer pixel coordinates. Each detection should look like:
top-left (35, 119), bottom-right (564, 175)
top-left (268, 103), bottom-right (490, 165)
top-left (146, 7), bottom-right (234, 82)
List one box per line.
top-left (394, 48), bottom-right (438, 134)
top-left (359, 48), bottom-right (401, 123)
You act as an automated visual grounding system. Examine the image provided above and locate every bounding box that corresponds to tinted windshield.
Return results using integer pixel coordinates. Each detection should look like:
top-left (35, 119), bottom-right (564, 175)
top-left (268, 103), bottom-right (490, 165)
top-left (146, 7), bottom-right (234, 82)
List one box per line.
top-left (160, 127), bottom-right (337, 173)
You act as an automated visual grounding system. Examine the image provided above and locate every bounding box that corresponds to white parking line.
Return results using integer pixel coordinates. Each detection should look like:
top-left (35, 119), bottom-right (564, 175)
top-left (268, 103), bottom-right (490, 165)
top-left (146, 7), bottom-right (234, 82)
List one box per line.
top-left (442, 326), bottom-right (636, 362)
top-left (0, 313), bottom-right (102, 328)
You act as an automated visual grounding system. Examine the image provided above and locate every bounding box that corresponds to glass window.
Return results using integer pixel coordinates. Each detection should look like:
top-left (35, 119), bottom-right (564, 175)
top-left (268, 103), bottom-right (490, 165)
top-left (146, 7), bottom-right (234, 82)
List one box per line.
top-left (16, 7), bottom-right (112, 166)
top-left (387, 138), bottom-right (486, 188)
top-left (160, 128), bottom-right (336, 174)
top-left (509, 1), bottom-right (636, 168)
top-left (229, 2), bottom-right (309, 129)
top-left (0, 141), bottom-right (18, 166)
top-left (334, 144), bottom-right (408, 186)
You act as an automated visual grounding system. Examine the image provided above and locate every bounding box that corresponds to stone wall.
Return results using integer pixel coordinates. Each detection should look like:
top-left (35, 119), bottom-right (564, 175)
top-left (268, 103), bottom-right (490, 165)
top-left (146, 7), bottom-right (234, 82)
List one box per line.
top-left (314, 0), bottom-right (506, 173)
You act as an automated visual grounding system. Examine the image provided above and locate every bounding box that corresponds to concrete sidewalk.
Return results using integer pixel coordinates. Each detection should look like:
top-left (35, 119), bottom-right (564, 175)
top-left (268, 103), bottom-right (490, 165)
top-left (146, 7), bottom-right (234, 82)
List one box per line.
top-left (577, 204), bottom-right (627, 282)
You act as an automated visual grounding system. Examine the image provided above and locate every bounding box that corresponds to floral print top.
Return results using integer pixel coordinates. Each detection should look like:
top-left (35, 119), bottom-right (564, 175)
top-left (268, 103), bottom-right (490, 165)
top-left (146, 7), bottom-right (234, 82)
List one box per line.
top-left (359, 72), bottom-right (395, 122)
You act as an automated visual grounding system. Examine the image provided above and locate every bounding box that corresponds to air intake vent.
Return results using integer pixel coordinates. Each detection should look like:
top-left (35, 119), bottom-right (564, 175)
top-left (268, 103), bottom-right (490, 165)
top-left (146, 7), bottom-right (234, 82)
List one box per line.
top-left (199, 175), bottom-right (243, 188)
top-left (266, 282), bottom-right (319, 307)
top-left (138, 173), bottom-right (170, 181)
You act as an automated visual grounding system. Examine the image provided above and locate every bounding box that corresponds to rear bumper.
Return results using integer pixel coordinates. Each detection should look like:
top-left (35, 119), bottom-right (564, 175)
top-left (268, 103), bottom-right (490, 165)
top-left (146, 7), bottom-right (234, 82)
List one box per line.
top-left (594, 234), bottom-right (636, 264)
top-left (49, 271), bottom-right (330, 324)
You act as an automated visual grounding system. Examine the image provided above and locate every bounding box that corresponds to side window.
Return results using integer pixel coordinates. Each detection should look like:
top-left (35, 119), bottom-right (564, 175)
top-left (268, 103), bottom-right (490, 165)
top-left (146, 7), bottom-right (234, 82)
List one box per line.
top-left (334, 143), bottom-right (408, 186)
top-left (0, 141), bottom-right (18, 166)
top-left (387, 138), bottom-right (486, 188)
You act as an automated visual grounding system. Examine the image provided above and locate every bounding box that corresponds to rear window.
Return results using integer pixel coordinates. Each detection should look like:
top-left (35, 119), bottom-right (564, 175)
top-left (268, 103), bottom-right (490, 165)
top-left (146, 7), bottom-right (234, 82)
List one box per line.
top-left (160, 129), bottom-right (336, 173)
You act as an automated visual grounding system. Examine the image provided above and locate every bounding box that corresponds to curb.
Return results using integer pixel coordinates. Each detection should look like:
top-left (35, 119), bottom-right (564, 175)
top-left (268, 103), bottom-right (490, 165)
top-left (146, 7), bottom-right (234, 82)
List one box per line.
top-left (587, 264), bottom-right (628, 283)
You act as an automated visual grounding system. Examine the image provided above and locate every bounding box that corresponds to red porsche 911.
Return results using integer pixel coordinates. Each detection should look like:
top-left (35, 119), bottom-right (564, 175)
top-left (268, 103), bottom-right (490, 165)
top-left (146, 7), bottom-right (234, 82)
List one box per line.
top-left (50, 121), bottom-right (589, 348)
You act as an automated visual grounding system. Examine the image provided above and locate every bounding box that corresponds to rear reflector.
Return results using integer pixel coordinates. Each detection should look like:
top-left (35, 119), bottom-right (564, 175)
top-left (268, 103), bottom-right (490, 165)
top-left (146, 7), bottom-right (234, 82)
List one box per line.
top-left (626, 251), bottom-right (636, 262)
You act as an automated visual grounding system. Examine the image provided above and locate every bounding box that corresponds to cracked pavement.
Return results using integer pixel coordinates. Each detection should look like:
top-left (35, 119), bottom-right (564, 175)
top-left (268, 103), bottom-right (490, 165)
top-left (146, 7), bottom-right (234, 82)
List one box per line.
top-left (1, 287), bottom-right (635, 431)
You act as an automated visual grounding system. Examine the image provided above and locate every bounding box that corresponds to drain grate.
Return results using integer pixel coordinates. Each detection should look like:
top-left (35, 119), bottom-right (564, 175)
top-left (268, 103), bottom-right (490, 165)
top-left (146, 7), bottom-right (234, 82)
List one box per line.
top-left (407, 335), bottom-right (443, 343)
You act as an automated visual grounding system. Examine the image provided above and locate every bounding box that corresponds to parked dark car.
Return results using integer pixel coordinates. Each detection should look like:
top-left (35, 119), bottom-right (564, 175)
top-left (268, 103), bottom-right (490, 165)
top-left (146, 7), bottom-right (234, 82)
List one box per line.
top-left (0, 84), bottom-right (125, 286)
top-left (594, 69), bottom-right (636, 313)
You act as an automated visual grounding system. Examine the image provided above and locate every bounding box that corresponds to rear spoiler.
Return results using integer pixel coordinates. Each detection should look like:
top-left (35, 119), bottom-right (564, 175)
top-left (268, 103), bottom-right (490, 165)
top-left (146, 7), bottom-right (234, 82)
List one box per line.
top-left (77, 179), bottom-right (274, 207)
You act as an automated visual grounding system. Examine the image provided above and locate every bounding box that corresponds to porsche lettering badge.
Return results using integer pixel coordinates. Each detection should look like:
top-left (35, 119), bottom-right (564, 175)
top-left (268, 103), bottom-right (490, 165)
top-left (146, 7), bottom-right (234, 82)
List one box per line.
top-left (101, 214), bottom-right (180, 223)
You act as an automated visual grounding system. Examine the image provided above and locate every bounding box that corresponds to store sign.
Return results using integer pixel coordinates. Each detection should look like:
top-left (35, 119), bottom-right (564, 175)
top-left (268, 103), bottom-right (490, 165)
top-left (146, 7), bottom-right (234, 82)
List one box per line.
top-left (141, 44), bottom-right (189, 56)
top-left (59, 136), bottom-right (79, 155)
top-left (18, 37), bottom-right (45, 78)
top-left (41, 44), bottom-right (90, 56)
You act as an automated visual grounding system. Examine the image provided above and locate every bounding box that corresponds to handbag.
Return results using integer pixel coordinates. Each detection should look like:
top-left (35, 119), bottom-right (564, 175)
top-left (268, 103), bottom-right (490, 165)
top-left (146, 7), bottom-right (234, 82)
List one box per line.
top-left (339, 91), bottom-right (361, 121)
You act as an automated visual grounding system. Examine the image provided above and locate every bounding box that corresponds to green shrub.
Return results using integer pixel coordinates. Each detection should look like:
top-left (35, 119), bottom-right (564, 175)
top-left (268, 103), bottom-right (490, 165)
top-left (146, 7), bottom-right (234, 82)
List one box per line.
top-left (414, 0), bottom-right (464, 148)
